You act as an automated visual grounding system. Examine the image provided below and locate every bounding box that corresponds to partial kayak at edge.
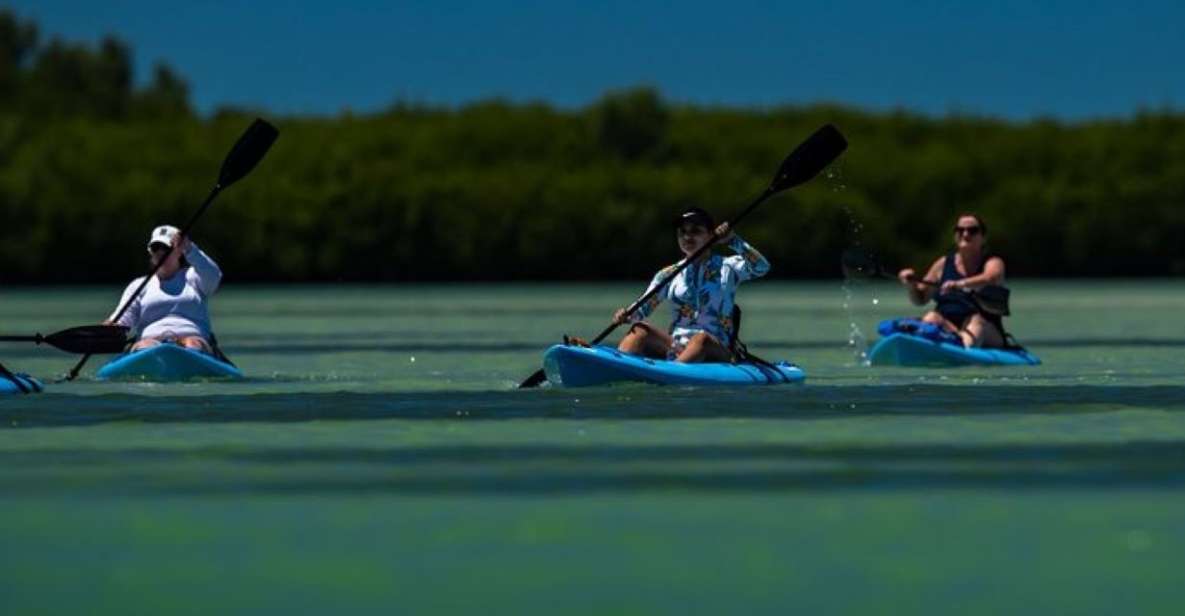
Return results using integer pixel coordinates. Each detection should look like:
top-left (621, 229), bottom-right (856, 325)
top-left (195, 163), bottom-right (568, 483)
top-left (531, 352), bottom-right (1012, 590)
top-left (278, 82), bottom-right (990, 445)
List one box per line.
top-left (541, 344), bottom-right (805, 387)
top-left (96, 344), bottom-right (243, 381)
top-left (0, 373), bottom-right (44, 395)
top-left (867, 332), bottom-right (1040, 367)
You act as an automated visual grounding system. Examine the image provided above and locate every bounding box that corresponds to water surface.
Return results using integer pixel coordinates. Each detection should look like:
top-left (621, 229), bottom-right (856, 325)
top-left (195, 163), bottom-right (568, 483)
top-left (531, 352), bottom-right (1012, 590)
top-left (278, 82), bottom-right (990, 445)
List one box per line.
top-left (2, 281), bottom-right (1183, 613)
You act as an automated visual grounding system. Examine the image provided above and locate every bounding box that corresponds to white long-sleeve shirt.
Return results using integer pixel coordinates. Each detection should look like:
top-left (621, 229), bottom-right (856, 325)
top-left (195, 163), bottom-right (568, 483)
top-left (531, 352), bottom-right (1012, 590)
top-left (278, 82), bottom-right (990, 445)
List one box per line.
top-left (108, 243), bottom-right (223, 340)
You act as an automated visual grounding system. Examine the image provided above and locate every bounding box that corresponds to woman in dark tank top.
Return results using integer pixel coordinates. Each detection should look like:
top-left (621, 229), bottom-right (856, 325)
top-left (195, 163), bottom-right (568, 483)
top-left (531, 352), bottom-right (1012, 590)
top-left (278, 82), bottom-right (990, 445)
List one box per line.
top-left (896, 214), bottom-right (1006, 348)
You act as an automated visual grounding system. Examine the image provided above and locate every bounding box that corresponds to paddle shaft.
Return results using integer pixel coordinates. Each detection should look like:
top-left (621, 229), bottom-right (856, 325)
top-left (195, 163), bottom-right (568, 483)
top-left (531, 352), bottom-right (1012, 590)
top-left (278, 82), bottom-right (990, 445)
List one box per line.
top-left (1, 326), bottom-right (130, 354)
top-left (64, 184), bottom-right (223, 381)
top-left (900, 274), bottom-right (937, 288)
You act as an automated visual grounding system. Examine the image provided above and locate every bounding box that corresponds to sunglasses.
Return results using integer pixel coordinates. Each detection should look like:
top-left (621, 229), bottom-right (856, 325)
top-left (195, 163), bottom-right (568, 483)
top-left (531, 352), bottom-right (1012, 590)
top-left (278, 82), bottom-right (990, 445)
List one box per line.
top-left (954, 225), bottom-right (982, 237)
top-left (148, 243), bottom-right (172, 254)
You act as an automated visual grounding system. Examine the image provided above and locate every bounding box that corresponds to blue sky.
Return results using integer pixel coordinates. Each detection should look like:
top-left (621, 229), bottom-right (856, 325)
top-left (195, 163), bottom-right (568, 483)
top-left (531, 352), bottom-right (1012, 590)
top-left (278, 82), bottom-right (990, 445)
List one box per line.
top-left (10, 0), bottom-right (1185, 119)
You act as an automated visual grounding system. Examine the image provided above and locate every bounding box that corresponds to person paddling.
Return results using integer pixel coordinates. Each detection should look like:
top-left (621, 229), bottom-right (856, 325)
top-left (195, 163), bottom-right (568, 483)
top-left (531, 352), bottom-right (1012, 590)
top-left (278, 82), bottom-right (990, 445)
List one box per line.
top-left (105, 225), bottom-right (224, 354)
top-left (897, 213), bottom-right (1006, 348)
top-left (610, 207), bottom-right (771, 362)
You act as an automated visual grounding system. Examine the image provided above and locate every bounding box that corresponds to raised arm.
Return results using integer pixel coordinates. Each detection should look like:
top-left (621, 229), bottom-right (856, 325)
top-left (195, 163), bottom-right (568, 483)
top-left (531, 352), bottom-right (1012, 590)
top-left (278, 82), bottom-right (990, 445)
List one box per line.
top-left (184, 241), bottom-right (223, 297)
top-left (722, 231), bottom-right (771, 281)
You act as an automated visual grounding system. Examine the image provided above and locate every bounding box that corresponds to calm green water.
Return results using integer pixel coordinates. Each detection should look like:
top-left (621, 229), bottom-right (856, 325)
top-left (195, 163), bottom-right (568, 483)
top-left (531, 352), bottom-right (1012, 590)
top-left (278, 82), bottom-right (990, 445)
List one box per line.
top-left (2, 281), bottom-right (1184, 614)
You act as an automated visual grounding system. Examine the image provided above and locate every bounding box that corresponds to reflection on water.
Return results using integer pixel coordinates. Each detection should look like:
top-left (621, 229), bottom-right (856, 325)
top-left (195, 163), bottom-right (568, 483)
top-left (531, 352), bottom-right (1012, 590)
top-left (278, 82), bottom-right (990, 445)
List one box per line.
top-left (3, 439), bottom-right (1185, 497)
top-left (3, 384), bottom-right (1185, 427)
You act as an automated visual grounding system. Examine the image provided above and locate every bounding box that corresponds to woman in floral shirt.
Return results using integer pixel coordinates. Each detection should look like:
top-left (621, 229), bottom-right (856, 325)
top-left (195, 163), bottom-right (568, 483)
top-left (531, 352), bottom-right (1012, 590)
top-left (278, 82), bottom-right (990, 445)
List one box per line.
top-left (613, 207), bottom-right (771, 362)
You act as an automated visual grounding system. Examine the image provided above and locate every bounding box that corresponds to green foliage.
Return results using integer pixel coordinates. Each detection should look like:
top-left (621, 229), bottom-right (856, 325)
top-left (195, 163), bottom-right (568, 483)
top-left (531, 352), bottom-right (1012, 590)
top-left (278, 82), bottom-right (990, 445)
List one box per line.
top-left (592, 87), bottom-right (670, 160)
top-left (1, 9), bottom-right (1183, 283)
top-left (0, 9), bottom-right (189, 121)
top-left (0, 8), bottom-right (38, 99)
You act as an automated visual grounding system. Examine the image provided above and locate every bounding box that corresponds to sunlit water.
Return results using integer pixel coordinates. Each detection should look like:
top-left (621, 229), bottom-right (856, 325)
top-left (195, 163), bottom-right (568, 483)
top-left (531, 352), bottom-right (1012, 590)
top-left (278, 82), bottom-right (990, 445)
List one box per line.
top-left (2, 281), bottom-right (1184, 613)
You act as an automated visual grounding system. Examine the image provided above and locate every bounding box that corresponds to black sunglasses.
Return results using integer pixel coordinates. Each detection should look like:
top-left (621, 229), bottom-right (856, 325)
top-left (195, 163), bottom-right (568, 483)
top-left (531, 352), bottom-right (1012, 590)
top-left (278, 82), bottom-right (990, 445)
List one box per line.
top-left (149, 242), bottom-right (172, 253)
top-left (954, 225), bottom-right (982, 236)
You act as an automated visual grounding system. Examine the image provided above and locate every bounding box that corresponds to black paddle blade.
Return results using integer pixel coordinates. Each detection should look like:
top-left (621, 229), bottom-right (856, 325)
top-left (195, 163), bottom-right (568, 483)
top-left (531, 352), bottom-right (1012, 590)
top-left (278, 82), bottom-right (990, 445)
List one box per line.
top-left (44, 325), bottom-right (131, 354)
top-left (841, 247), bottom-right (888, 280)
top-left (518, 368), bottom-right (548, 389)
top-left (217, 118), bottom-right (279, 188)
top-left (770, 124), bottom-right (848, 193)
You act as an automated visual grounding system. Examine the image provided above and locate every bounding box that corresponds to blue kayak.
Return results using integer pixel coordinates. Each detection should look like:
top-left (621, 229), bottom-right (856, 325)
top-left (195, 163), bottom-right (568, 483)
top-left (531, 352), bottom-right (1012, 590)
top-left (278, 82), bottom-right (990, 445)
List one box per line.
top-left (1, 373), bottom-right (43, 395)
top-left (867, 333), bottom-right (1040, 367)
top-left (97, 344), bottom-right (243, 381)
top-left (542, 344), bottom-right (805, 387)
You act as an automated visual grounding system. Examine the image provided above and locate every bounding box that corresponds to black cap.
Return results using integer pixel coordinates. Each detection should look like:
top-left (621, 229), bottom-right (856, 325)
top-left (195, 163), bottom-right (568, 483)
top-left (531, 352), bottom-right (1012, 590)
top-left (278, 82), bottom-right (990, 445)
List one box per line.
top-left (673, 207), bottom-right (715, 230)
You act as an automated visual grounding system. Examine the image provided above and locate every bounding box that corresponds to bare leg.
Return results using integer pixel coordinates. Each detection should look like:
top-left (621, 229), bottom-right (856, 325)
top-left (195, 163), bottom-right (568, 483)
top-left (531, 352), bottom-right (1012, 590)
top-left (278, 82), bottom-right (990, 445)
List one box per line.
top-left (130, 338), bottom-right (163, 351)
top-left (921, 310), bottom-right (959, 333)
top-left (179, 336), bottom-right (213, 354)
top-left (617, 323), bottom-right (674, 359)
top-left (130, 336), bottom-right (212, 354)
top-left (960, 314), bottom-right (1004, 349)
top-left (675, 332), bottom-right (732, 363)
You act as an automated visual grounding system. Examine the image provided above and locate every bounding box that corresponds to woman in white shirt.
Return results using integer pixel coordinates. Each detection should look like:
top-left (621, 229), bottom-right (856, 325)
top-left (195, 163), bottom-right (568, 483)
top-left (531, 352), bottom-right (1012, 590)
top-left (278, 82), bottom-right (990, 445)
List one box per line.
top-left (106, 225), bottom-right (223, 354)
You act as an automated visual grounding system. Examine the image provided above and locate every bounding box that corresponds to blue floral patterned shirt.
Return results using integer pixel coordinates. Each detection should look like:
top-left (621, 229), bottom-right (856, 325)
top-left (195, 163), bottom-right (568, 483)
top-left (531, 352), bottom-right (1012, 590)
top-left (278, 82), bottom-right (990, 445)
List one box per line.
top-left (629, 234), bottom-right (771, 348)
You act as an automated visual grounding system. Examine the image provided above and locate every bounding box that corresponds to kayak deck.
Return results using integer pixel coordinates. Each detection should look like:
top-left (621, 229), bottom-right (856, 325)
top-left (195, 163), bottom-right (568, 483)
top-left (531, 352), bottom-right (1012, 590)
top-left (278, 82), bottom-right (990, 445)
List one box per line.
top-left (542, 344), bottom-right (805, 387)
top-left (97, 344), bottom-right (243, 381)
top-left (867, 333), bottom-right (1040, 367)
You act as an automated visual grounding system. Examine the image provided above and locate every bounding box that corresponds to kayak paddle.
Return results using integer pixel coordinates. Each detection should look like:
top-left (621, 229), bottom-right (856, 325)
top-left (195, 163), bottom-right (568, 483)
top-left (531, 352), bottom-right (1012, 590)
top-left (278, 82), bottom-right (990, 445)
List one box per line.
top-left (62, 118), bottom-right (279, 381)
top-left (0, 325), bottom-right (131, 354)
top-left (841, 247), bottom-right (1011, 316)
top-left (518, 123), bottom-right (849, 389)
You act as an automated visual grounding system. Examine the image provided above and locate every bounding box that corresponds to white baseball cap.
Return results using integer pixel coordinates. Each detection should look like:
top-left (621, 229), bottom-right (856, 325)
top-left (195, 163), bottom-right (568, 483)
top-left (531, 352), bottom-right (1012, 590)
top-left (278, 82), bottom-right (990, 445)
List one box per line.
top-left (147, 225), bottom-right (180, 250)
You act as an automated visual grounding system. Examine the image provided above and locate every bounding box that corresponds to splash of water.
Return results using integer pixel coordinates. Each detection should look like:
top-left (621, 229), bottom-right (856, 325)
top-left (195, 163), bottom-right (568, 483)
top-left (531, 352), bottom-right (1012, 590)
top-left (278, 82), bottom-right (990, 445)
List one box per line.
top-left (832, 161), bottom-right (875, 365)
top-left (824, 159), bottom-right (881, 364)
top-left (841, 277), bottom-right (870, 365)
top-left (824, 162), bottom-right (848, 193)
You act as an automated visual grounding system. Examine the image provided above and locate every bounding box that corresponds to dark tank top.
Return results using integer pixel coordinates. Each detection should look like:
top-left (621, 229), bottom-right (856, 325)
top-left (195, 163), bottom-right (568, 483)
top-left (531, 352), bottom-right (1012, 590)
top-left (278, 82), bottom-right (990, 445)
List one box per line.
top-left (935, 250), bottom-right (988, 326)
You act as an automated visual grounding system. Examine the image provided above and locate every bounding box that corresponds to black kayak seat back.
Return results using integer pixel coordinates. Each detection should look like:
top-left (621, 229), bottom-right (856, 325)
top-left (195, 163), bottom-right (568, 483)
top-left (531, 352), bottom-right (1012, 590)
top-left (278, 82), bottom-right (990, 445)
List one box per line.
top-left (729, 304), bottom-right (743, 354)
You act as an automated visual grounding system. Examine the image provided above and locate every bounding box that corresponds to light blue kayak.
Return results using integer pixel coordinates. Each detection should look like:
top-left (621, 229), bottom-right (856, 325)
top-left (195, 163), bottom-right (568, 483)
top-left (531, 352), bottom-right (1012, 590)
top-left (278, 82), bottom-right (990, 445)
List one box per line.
top-left (97, 344), bottom-right (243, 381)
top-left (542, 344), bottom-right (805, 387)
top-left (867, 333), bottom-right (1041, 367)
top-left (1, 373), bottom-right (43, 395)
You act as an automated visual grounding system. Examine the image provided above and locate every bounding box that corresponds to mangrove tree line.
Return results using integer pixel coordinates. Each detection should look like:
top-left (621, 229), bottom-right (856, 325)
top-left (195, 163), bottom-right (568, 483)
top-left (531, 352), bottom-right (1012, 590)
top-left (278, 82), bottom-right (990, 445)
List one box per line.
top-left (2, 9), bottom-right (1182, 283)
